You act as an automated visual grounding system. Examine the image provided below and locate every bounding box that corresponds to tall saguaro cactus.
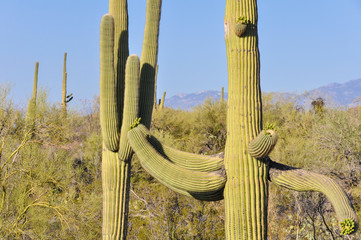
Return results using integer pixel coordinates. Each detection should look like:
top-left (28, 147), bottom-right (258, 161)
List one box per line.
top-left (223, 1), bottom-right (266, 238)
top-left (100, 0), bottom-right (162, 239)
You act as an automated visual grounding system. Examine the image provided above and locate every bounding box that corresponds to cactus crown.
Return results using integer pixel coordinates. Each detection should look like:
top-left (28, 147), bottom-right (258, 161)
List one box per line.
top-left (340, 218), bottom-right (355, 235)
top-left (236, 16), bottom-right (249, 24)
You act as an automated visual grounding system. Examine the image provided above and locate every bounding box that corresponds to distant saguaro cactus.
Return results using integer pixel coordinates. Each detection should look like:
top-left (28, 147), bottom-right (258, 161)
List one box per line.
top-left (100, 0), bottom-right (162, 239)
top-left (159, 91), bottom-right (166, 110)
top-left (25, 62), bottom-right (39, 134)
top-left (62, 52), bottom-right (72, 118)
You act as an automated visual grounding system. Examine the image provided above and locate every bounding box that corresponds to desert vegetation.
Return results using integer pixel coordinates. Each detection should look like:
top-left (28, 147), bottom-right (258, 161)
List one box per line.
top-left (1, 0), bottom-right (359, 239)
top-left (0, 84), bottom-right (359, 239)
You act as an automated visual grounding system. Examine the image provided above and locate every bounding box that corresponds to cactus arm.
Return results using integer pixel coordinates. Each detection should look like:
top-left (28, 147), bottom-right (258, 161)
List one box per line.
top-left (118, 55), bottom-right (140, 160)
top-left (100, 15), bottom-right (120, 152)
top-left (268, 159), bottom-right (359, 235)
top-left (248, 129), bottom-right (278, 159)
top-left (139, 0), bottom-right (162, 128)
top-left (127, 125), bottom-right (226, 195)
top-left (136, 124), bottom-right (224, 172)
top-left (109, 0), bottom-right (129, 123)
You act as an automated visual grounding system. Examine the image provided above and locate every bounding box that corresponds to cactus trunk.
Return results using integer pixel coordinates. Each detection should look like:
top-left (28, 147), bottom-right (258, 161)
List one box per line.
top-left (224, 0), bottom-right (267, 239)
top-left (62, 52), bottom-right (67, 118)
top-left (25, 62), bottom-right (39, 134)
top-left (159, 91), bottom-right (166, 110)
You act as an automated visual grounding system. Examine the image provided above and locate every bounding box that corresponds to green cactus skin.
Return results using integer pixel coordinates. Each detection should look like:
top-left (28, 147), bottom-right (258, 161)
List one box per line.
top-left (136, 124), bottom-right (224, 172)
top-left (102, 148), bottom-right (130, 240)
top-left (248, 130), bottom-right (278, 159)
top-left (109, 0), bottom-right (129, 126)
top-left (127, 125), bottom-right (226, 195)
top-left (139, 0), bottom-right (162, 129)
top-left (224, 0), bottom-right (267, 239)
top-left (153, 64), bottom-right (159, 109)
top-left (25, 61), bottom-right (39, 133)
top-left (159, 91), bottom-right (166, 110)
top-left (269, 160), bottom-right (359, 235)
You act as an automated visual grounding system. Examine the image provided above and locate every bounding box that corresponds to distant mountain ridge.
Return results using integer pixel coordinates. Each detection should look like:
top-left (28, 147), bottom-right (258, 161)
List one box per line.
top-left (164, 78), bottom-right (361, 110)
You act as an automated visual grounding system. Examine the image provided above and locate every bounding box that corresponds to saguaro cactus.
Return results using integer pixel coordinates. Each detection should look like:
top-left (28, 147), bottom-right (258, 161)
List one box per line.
top-left (159, 91), bottom-right (166, 110)
top-left (62, 52), bottom-right (72, 118)
top-left (126, 0), bottom-right (358, 239)
top-left (100, 0), bottom-right (162, 239)
top-left (25, 62), bottom-right (39, 133)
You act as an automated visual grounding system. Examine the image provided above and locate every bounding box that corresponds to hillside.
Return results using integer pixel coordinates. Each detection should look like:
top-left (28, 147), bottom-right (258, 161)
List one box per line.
top-left (165, 78), bottom-right (361, 110)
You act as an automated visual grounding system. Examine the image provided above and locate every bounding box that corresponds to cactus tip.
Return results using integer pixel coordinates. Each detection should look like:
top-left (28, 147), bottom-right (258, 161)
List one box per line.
top-left (340, 218), bottom-right (355, 235)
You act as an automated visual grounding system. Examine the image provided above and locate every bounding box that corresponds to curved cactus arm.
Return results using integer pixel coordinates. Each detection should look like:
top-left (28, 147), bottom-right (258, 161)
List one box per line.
top-left (248, 129), bottom-right (278, 159)
top-left (100, 14), bottom-right (120, 152)
top-left (136, 124), bottom-right (224, 172)
top-left (127, 125), bottom-right (226, 195)
top-left (268, 159), bottom-right (359, 235)
top-left (139, 0), bottom-right (162, 129)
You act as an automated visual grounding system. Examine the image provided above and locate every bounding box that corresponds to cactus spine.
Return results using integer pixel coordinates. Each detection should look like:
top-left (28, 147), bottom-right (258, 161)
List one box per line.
top-left (25, 62), bottom-right (39, 133)
top-left (101, 0), bottom-right (161, 239)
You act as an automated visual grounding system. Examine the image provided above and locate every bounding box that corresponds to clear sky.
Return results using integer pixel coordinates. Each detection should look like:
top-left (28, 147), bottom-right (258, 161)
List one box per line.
top-left (1, 1), bottom-right (360, 107)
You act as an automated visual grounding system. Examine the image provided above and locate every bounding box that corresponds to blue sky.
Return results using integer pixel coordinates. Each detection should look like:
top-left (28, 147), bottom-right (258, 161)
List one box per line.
top-left (0, 1), bottom-right (360, 107)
